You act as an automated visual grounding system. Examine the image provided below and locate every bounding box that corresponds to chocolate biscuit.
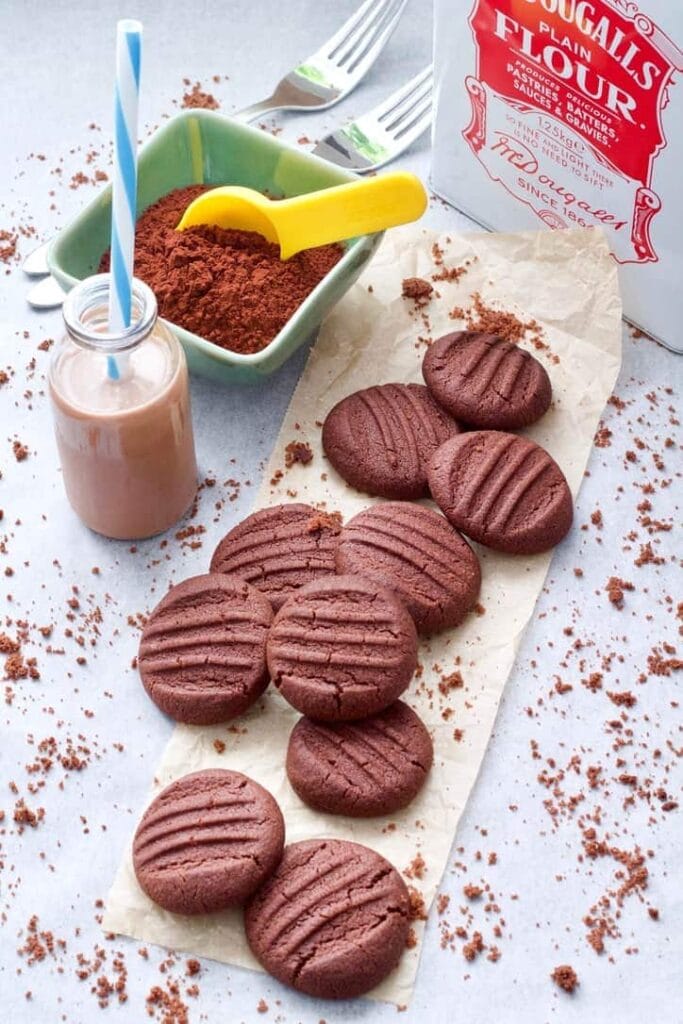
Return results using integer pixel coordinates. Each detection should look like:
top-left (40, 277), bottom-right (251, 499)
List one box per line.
top-left (138, 574), bottom-right (272, 725)
top-left (210, 503), bottom-right (341, 611)
top-left (267, 575), bottom-right (417, 721)
top-left (286, 700), bottom-right (433, 816)
top-left (244, 838), bottom-right (410, 998)
top-left (322, 382), bottom-right (461, 499)
top-left (335, 502), bottom-right (481, 634)
top-left (423, 331), bottom-right (552, 429)
top-left (133, 769), bottom-right (284, 914)
top-left (428, 431), bottom-right (573, 554)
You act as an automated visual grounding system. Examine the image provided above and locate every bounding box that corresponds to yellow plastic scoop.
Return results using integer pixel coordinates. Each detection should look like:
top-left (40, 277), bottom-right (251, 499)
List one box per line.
top-left (176, 171), bottom-right (427, 260)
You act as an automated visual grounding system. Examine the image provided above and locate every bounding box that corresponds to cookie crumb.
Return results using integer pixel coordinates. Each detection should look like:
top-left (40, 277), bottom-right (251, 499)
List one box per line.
top-left (306, 510), bottom-right (342, 535)
top-left (551, 964), bottom-right (579, 993)
top-left (402, 277), bottom-right (433, 305)
top-left (181, 81), bottom-right (219, 109)
top-left (284, 441), bottom-right (313, 468)
top-left (605, 576), bottom-right (634, 608)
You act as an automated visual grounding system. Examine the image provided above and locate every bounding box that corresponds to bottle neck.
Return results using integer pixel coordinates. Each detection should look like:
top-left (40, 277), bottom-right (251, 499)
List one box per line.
top-left (62, 274), bottom-right (158, 354)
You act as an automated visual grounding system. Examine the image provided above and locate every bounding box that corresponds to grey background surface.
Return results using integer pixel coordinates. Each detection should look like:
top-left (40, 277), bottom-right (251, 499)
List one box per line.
top-left (1, 2), bottom-right (681, 1022)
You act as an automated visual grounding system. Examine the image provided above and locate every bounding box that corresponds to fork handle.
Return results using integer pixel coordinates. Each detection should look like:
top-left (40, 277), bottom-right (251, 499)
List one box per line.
top-left (233, 96), bottom-right (283, 123)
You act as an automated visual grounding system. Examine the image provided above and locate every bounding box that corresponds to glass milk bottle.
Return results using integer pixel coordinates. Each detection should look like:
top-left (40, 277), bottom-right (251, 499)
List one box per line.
top-left (49, 275), bottom-right (197, 540)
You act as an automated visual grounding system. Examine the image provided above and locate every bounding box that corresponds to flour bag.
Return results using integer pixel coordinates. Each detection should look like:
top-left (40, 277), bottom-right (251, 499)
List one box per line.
top-left (432, 0), bottom-right (683, 351)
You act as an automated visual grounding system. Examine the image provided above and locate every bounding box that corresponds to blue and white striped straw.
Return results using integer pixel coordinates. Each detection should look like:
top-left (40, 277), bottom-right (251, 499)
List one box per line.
top-left (107, 19), bottom-right (142, 380)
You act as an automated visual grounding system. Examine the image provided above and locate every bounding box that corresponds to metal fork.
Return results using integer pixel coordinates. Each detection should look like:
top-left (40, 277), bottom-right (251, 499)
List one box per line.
top-left (311, 64), bottom-right (432, 172)
top-left (235, 0), bottom-right (408, 121)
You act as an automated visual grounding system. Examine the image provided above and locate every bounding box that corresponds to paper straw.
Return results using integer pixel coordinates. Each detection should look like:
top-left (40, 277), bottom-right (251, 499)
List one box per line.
top-left (107, 19), bottom-right (142, 380)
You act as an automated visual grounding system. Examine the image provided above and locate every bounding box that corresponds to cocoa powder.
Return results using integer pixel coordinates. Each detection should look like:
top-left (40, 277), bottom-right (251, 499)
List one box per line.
top-left (99, 185), bottom-right (343, 354)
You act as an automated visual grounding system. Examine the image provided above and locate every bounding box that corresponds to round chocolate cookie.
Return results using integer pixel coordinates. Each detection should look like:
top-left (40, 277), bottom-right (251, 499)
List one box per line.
top-left (286, 700), bottom-right (433, 816)
top-left (133, 769), bottom-right (285, 915)
top-left (244, 838), bottom-right (410, 998)
top-left (423, 331), bottom-right (552, 429)
top-left (138, 574), bottom-right (272, 725)
top-left (267, 575), bottom-right (417, 721)
top-left (322, 382), bottom-right (461, 500)
top-left (210, 503), bottom-right (341, 611)
top-left (428, 431), bottom-right (573, 554)
top-left (335, 502), bottom-right (481, 635)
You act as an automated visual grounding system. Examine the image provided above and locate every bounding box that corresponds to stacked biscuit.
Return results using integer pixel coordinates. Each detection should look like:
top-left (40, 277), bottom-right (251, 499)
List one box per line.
top-left (131, 330), bottom-right (572, 999)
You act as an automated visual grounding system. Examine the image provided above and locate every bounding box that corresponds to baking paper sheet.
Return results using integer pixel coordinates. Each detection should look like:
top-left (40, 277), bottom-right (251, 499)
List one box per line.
top-left (104, 225), bottom-right (622, 1004)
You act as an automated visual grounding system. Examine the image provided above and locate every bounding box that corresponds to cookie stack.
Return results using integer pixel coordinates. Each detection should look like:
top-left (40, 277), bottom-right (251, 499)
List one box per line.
top-left (130, 329), bottom-right (572, 999)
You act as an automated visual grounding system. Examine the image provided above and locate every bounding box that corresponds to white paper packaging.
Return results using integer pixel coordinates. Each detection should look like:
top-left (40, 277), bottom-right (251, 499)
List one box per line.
top-left (432, 0), bottom-right (683, 352)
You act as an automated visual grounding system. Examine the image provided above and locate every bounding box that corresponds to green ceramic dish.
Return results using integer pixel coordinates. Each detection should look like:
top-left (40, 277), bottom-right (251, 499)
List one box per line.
top-left (49, 110), bottom-right (383, 384)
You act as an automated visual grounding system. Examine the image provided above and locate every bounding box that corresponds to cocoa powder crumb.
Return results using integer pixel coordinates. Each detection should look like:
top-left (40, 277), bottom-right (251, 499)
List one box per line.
top-left (635, 542), bottom-right (665, 567)
top-left (594, 423), bottom-right (612, 448)
top-left (450, 291), bottom-right (551, 355)
top-left (405, 853), bottom-right (426, 880)
top-left (181, 82), bottom-right (219, 110)
top-left (605, 576), bottom-right (634, 608)
top-left (439, 670), bottom-right (463, 694)
top-left (607, 690), bottom-right (637, 707)
top-left (462, 931), bottom-right (484, 961)
top-left (551, 965), bottom-right (579, 993)
top-left (284, 441), bottom-right (313, 468)
top-left (0, 229), bottom-right (19, 264)
top-left (402, 277), bottom-right (433, 305)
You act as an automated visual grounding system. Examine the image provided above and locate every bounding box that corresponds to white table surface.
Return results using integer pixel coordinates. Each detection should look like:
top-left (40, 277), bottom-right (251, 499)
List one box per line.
top-left (1, 2), bottom-right (681, 1022)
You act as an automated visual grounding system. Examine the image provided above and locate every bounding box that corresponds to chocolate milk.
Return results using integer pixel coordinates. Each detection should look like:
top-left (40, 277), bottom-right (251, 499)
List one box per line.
top-left (50, 277), bottom-right (197, 540)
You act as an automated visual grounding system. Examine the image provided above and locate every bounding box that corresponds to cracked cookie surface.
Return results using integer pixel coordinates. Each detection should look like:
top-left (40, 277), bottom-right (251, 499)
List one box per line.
top-left (286, 700), bottom-right (433, 816)
top-left (267, 575), bottom-right (417, 721)
top-left (244, 838), bottom-right (410, 998)
top-left (210, 503), bottom-right (341, 610)
top-left (138, 573), bottom-right (273, 725)
top-left (133, 769), bottom-right (285, 914)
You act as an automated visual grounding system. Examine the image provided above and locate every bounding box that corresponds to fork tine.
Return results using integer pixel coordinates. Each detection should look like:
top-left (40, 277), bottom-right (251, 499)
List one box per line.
top-left (392, 100), bottom-right (432, 143)
top-left (333, 0), bottom-right (396, 64)
top-left (377, 65), bottom-right (433, 123)
top-left (343, 0), bottom-right (408, 74)
top-left (383, 81), bottom-right (433, 132)
top-left (323, 0), bottom-right (389, 59)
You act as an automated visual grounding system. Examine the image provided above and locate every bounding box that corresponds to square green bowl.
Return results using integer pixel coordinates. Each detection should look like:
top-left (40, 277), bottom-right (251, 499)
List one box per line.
top-left (48, 109), bottom-right (383, 384)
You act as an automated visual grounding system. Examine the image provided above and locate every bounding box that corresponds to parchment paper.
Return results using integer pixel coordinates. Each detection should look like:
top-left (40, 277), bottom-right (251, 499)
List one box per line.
top-left (104, 225), bottom-right (622, 1004)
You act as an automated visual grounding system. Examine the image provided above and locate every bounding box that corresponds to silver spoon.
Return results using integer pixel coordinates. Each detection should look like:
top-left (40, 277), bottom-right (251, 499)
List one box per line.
top-left (26, 275), bottom-right (68, 310)
top-left (22, 239), bottom-right (52, 277)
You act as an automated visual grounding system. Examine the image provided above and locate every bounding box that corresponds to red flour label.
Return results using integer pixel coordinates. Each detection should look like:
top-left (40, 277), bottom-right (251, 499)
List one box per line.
top-left (462, 0), bottom-right (683, 262)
